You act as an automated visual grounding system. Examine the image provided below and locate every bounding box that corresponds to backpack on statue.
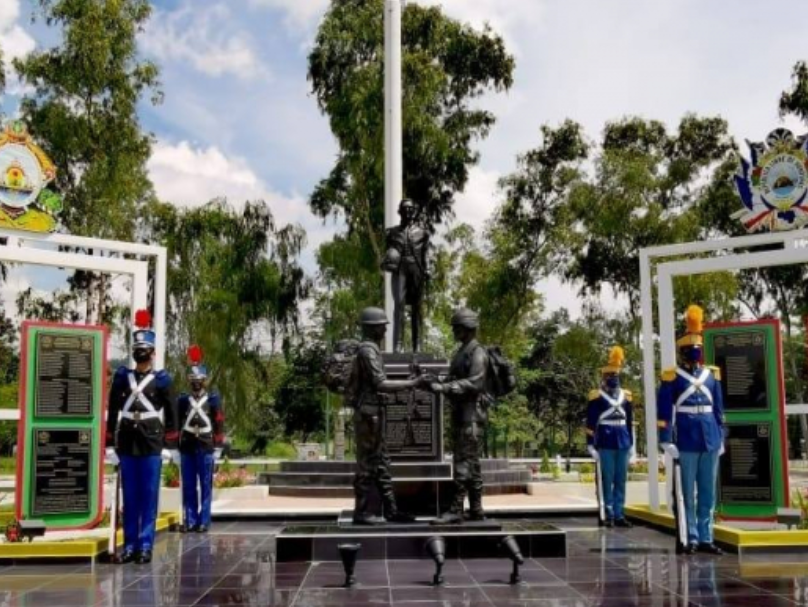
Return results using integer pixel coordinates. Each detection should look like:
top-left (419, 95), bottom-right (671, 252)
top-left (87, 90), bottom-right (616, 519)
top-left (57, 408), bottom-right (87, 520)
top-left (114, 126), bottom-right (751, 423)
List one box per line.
top-left (483, 345), bottom-right (517, 400)
top-left (322, 340), bottom-right (361, 402)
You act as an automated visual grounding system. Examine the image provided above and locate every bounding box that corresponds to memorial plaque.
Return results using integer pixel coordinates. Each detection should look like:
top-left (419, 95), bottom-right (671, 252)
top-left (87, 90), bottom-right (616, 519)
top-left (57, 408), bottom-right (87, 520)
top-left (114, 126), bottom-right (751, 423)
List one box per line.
top-left (35, 333), bottom-right (94, 417)
top-left (712, 330), bottom-right (769, 411)
top-left (31, 428), bottom-right (91, 516)
top-left (385, 389), bottom-right (438, 458)
top-left (719, 423), bottom-right (774, 505)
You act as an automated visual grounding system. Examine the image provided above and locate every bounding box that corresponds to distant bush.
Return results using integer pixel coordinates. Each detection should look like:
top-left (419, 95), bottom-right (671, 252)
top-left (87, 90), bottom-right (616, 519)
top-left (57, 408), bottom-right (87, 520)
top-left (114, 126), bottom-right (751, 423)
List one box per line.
top-left (265, 441), bottom-right (297, 459)
top-left (540, 450), bottom-right (551, 473)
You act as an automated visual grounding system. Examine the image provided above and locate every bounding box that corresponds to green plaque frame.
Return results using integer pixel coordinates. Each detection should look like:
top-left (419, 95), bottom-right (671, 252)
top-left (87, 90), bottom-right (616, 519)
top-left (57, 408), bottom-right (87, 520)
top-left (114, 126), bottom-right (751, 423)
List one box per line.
top-left (703, 319), bottom-right (789, 521)
top-left (15, 322), bottom-right (108, 529)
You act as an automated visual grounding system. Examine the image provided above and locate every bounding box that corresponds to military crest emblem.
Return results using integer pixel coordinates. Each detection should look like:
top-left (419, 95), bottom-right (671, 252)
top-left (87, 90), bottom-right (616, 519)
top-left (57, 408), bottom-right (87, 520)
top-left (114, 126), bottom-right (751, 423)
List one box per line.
top-left (733, 128), bottom-right (808, 232)
top-left (0, 121), bottom-right (62, 233)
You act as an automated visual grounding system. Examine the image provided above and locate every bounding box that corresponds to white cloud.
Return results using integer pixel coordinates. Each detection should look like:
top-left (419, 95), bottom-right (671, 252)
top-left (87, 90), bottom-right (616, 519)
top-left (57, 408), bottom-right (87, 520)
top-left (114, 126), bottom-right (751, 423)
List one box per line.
top-left (0, 0), bottom-right (36, 96)
top-left (141, 3), bottom-right (264, 80)
top-left (147, 140), bottom-right (335, 266)
top-left (249, 0), bottom-right (329, 33)
top-left (452, 166), bottom-right (501, 231)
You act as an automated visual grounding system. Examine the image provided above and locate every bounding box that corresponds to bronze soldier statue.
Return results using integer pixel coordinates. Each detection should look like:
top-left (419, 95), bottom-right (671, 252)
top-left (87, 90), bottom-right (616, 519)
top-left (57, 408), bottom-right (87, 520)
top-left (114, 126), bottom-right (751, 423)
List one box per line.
top-left (429, 308), bottom-right (489, 524)
top-left (350, 307), bottom-right (426, 525)
top-left (382, 199), bottom-right (430, 353)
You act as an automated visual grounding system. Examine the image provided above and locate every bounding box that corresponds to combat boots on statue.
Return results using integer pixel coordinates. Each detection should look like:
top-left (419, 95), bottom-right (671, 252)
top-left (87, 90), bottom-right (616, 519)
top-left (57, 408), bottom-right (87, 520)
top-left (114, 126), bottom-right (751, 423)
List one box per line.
top-left (467, 488), bottom-right (486, 522)
top-left (432, 490), bottom-right (465, 525)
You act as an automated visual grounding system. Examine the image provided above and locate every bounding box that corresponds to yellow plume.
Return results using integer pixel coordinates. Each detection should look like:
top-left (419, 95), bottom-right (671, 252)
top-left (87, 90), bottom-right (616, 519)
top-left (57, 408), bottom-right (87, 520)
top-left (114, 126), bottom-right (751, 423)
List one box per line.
top-left (685, 304), bottom-right (704, 335)
top-left (607, 346), bottom-right (625, 369)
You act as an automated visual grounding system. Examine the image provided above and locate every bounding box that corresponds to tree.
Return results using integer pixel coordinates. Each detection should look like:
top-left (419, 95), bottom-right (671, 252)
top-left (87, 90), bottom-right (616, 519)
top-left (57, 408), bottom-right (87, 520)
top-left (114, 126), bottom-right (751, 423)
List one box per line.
top-left (780, 61), bottom-right (808, 122)
top-left (145, 199), bottom-right (310, 435)
top-left (566, 115), bottom-right (735, 326)
top-left (274, 341), bottom-right (328, 442)
top-left (14, 0), bottom-right (162, 323)
top-left (308, 0), bottom-right (515, 328)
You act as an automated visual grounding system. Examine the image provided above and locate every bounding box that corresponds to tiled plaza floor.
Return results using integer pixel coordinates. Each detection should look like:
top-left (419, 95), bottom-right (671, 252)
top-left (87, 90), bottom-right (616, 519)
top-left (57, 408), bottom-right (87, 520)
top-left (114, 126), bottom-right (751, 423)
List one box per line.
top-left (2, 518), bottom-right (808, 606)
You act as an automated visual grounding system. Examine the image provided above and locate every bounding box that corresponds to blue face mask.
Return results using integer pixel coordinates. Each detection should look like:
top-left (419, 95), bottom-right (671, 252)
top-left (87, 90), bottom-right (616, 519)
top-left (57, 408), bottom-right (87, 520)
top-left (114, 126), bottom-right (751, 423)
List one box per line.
top-left (684, 346), bottom-right (702, 363)
top-left (604, 376), bottom-right (620, 391)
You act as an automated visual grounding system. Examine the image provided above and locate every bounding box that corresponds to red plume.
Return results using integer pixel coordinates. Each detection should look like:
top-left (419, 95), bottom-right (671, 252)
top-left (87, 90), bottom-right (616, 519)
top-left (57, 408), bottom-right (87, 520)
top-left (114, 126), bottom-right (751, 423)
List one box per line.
top-left (187, 345), bottom-right (203, 364)
top-left (134, 309), bottom-right (152, 329)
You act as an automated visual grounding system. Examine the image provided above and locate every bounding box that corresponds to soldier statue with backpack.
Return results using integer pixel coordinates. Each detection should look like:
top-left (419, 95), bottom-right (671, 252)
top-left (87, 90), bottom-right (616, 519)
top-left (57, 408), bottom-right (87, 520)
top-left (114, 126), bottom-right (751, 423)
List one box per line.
top-left (428, 308), bottom-right (516, 524)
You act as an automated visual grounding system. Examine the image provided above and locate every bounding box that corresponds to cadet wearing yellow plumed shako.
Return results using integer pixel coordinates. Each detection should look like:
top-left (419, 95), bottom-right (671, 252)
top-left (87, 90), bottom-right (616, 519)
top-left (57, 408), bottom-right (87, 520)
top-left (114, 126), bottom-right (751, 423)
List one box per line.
top-left (586, 346), bottom-right (634, 528)
top-left (657, 305), bottom-right (725, 555)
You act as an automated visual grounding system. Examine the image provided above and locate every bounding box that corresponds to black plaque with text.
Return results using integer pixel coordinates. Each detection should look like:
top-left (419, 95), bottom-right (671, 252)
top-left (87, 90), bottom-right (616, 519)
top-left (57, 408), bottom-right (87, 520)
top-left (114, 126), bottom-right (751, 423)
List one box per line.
top-left (712, 330), bottom-right (769, 411)
top-left (32, 429), bottom-right (91, 516)
top-left (719, 423), bottom-right (774, 505)
top-left (384, 389), bottom-right (438, 458)
top-left (35, 333), bottom-right (95, 417)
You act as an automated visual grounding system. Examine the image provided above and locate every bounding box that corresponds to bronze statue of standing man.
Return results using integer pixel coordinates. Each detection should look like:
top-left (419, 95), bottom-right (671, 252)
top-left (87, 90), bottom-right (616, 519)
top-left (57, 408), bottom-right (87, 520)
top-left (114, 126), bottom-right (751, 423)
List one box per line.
top-left (382, 199), bottom-right (430, 353)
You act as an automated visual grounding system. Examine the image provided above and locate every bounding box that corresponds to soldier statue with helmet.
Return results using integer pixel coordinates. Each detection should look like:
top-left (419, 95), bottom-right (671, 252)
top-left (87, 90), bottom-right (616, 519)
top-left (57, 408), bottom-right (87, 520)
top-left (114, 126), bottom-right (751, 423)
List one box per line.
top-left (348, 306), bottom-right (430, 525)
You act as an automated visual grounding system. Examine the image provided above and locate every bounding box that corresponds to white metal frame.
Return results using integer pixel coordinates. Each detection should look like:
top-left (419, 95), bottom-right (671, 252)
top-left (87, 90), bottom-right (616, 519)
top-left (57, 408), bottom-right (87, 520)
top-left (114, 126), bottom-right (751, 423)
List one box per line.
top-left (0, 229), bottom-right (168, 420)
top-left (640, 228), bottom-right (808, 509)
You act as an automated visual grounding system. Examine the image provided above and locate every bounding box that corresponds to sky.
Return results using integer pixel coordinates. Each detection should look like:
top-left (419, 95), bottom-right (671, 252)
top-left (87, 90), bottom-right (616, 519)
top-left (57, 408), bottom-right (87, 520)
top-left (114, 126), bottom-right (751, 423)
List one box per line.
top-left (2, 0), bottom-right (808, 320)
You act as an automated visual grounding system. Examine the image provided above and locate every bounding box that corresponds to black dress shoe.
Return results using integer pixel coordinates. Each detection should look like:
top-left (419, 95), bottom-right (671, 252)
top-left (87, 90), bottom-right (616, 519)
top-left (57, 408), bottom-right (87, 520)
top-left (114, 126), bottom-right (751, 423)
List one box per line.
top-left (698, 542), bottom-right (724, 555)
top-left (686, 543), bottom-right (699, 555)
top-left (196, 525), bottom-right (209, 533)
top-left (179, 524), bottom-right (195, 533)
top-left (614, 518), bottom-right (633, 528)
top-left (387, 512), bottom-right (416, 523)
top-left (605, 519), bottom-right (614, 528)
top-left (113, 550), bottom-right (135, 565)
top-left (135, 550), bottom-right (153, 565)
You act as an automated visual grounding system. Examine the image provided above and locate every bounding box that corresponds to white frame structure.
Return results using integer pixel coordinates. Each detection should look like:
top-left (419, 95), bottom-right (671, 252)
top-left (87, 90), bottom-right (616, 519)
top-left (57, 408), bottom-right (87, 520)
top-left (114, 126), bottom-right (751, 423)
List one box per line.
top-left (640, 228), bottom-right (808, 509)
top-left (0, 229), bottom-right (167, 420)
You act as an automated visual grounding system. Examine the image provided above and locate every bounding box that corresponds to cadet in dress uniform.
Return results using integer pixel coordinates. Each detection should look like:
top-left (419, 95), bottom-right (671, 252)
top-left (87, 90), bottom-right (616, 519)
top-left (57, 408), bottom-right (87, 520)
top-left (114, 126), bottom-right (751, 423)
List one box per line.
top-left (658, 305), bottom-right (725, 555)
top-left (105, 310), bottom-right (179, 564)
top-left (586, 346), bottom-right (634, 528)
top-left (431, 308), bottom-right (489, 525)
top-left (350, 307), bottom-right (423, 525)
top-left (178, 345), bottom-right (225, 533)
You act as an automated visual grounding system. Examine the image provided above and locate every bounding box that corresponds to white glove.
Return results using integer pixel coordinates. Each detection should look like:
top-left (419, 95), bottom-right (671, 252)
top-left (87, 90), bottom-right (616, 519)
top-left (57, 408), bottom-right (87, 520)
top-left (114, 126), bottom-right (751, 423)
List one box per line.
top-left (161, 449), bottom-right (172, 464)
top-left (661, 443), bottom-right (679, 459)
top-left (105, 447), bottom-right (119, 466)
top-left (718, 442), bottom-right (725, 456)
top-left (587, 445), bottom-right (599, 462)
top-left (170, 449), bottom-right (181, 465)
top-left (213, 448), bottom-right (223, 461)
top-left (629, 446), bottom-right (638, 465)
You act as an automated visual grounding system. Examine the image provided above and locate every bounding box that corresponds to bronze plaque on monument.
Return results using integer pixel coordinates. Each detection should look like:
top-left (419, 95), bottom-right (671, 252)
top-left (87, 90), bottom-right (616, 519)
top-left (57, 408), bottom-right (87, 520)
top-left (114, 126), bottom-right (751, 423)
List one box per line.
top-left (35, 333), bottom-right (94, 417)
top-left (711, 330), bottom-right (769, 411)
top-left (32, 429), bottom-right (92, 516)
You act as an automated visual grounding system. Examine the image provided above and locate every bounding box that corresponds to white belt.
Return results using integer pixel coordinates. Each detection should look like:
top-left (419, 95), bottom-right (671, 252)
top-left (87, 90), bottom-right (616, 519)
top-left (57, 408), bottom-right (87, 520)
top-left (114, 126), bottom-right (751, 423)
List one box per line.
top-left (599, 419), bottom-right (626, 427)
top-left (677, 405), bottom-right (713, 415)
top-left (121, 410), bottom-right (161, 421)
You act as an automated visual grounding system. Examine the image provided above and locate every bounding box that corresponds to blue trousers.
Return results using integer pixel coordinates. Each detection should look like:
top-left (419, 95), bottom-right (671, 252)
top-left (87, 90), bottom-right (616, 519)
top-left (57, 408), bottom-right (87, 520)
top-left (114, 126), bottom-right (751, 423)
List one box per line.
top-left (120, 455), bottom-right (162, 553)
top-left (679, 450), bottom-right (719, 545)
top-left (599, 448), bottom-right (629, 520)
top-left (181, 450), bottom-right (215, 529)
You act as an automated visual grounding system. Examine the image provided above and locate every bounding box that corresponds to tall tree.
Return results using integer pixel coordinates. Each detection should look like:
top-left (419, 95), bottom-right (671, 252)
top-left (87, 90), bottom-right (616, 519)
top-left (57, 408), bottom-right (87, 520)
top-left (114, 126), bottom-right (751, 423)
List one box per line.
top-left (14, 0), bottom-right (161, 322)
top-left (780, 61), bottom-right (808, 122)
top-left (146, 199), bottom-right (310, 434)
top-left (308, 0), bottom-right (515, 330)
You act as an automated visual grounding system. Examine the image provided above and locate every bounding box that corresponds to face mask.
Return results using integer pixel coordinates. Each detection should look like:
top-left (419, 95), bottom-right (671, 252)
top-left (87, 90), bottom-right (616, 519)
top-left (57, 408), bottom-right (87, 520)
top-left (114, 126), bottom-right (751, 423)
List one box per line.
top-left (684, 347), bottom-right (702, 363)
top-left (604, 376), bottom-right (620, 391)
top-left (133, 349), bottom-right (152, 364)
top-left (191, 381), bottom-right (204, 393)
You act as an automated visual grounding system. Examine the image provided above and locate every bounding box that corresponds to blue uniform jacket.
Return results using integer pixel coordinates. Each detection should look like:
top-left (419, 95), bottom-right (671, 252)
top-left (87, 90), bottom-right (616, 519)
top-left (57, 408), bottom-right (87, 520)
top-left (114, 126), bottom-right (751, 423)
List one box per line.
top-left (657, 365), bottom-right (724, 452)
top-left (177, 392), bottom-right (225, 454)
top-left (586, 389), bottom-right (633, 450)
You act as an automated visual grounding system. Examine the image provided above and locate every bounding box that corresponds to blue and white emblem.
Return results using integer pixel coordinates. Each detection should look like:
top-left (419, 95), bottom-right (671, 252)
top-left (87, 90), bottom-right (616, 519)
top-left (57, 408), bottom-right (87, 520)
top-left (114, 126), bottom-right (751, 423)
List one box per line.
top-left (733, 129), bottom-right (808, 232)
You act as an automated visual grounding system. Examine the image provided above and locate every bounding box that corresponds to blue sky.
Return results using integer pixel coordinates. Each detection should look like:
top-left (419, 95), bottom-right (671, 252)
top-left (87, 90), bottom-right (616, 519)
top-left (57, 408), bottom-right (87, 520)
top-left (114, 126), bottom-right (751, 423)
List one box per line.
top-left (2, 0), bottom-right (808, 318)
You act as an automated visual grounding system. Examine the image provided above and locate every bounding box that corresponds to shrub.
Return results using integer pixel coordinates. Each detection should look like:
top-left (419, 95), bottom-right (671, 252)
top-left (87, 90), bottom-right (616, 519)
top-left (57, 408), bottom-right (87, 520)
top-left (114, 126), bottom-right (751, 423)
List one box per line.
top-left (540, 450), bottom-right (551, 473)
top-left (214, 466), bottom-right (254, 489)
top-left (265, 441), bottom-right (297, 459)
top-left (163, 462), bottom-right (180, 488)
top-left (579, 463), bottom-right (594, 475)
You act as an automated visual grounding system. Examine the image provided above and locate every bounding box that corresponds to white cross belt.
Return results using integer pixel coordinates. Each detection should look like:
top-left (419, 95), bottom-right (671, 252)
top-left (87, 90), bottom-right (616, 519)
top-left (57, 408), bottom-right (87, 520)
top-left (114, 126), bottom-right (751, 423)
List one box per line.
top-left (183, 394), bottom-right (213, 435)
top-left (121, 372), bottom-right (160, 421)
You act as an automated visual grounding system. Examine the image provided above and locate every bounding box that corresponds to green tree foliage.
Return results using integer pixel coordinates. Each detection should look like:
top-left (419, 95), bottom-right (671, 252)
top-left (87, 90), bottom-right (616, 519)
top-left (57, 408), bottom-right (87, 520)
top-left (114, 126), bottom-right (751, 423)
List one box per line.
top-left (308, 0), bottom-right (515, 329)
top-left (274, 341), bottom-right (328, 442)
top-left (566, 115), bottom-right (735, 323)
top-left (13, 0), bottom-right (162, 323)
top-left (780, 61), bottom-right (808, 122)
top-left (146, 199), bottom-right (310, 434)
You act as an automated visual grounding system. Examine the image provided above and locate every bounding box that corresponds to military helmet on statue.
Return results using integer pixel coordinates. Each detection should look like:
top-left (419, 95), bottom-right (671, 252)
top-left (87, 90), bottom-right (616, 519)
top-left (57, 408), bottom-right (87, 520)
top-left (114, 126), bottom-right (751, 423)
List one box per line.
top-left (359, 307), bottom-right (390, 326)
top-left (450, 307), bottom-right (479, 329)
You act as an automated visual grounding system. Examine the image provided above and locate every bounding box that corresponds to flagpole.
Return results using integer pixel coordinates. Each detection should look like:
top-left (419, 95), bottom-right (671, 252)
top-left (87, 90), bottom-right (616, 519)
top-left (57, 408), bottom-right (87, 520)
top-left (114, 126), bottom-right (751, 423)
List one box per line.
top-left (384, 0), bottom-right (403, 352)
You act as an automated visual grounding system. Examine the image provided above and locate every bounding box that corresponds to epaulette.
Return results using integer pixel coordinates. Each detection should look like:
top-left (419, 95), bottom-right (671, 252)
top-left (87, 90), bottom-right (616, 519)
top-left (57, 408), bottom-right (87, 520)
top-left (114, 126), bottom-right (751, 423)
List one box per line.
top-left (114, 365), bottom-right (129, 378)
top-left (209, 393), bottom-right (221, 405)
top-left (623, 389), bottom-right (633, 401)
top-left (707, 365), bottom-right (721, 381)
top-left (588, 389), bottom-right (600, 401)
top-left (155, 369), bottom-right (173, 388)
top-left (660, 368), bottom-right (676, 382)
